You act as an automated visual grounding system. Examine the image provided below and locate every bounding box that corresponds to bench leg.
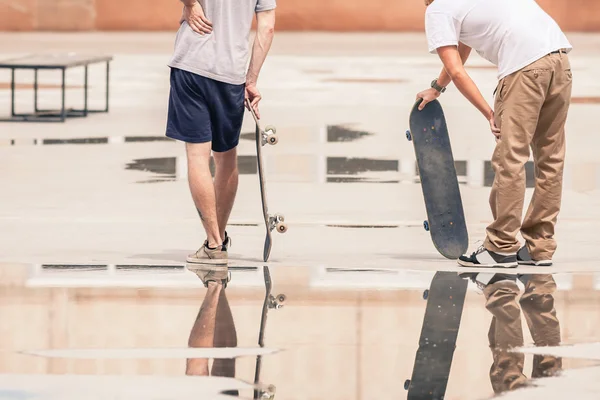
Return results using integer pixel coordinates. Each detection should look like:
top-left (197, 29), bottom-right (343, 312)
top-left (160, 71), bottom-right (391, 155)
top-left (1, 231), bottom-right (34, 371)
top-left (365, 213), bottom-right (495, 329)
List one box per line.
top-left (34, 69), bottom-right (39, 112)
top-left (105, 61), bottom-right (110, 113)
top-left (10, 69), bottom-right (16, 117)
top-left (84, 65), bottom-right (89, 117)
top-left (61, 68), bottom-right (66, 122)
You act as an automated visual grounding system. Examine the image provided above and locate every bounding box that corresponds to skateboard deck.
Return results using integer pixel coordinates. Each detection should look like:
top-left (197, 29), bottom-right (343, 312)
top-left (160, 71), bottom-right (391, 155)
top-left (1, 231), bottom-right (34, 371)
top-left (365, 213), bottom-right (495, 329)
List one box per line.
top-left (407, 99), bottom-right (468, 259)
top-left (247, 100), bottom-right (287, 262)
top-left (254, 265), bottom-right (285, 400)
top-left (405, 271), bottom-right (468, 399)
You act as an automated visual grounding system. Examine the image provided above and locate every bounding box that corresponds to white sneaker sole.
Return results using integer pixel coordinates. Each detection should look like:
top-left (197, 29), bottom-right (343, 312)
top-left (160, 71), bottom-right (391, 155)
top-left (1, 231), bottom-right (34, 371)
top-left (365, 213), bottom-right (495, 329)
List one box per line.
top-left (186, 257), bottom-right (228, 266)
top-left (458, 259), bottom-right (519, 268)
top-left (517, 260), bottom-right (553, 267)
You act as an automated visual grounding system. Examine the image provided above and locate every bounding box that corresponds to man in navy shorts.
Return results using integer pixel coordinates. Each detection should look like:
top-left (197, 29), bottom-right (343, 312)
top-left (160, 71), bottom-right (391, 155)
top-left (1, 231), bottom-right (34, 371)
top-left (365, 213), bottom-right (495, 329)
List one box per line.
top-left (166, 0), bottom-right (276, 265)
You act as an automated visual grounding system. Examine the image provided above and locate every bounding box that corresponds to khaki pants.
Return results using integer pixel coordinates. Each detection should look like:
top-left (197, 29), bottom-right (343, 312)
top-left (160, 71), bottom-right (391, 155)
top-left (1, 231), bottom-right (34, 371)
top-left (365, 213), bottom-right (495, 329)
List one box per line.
top-left (485, 53), bottom-right (573, 260)
top-left (484, 275), bottom-right (562, 394)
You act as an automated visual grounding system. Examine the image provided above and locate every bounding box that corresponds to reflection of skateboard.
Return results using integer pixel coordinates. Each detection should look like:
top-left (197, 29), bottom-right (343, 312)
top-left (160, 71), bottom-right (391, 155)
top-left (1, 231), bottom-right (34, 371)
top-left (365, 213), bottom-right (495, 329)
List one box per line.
top-left (254, 265), bottom-right (286, 400)
top-left (407, 99), bottom-right (468, 259)
top-left (404, 271), bottom-right (468, 399)
top-left (247, 100), bottom-right (287, 262)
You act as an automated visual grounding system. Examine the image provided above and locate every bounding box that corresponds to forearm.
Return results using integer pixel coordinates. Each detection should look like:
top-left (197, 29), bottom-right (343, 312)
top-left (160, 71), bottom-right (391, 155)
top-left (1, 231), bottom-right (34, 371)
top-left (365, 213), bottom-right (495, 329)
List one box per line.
top-left (180, 0), bottom-right (196, 6)
top-left (437, 43), bottom-right (472, 87)
top-left (247, 13), bottom-right (275, 85)
top-left (451, 71), bottom-right (492, 117)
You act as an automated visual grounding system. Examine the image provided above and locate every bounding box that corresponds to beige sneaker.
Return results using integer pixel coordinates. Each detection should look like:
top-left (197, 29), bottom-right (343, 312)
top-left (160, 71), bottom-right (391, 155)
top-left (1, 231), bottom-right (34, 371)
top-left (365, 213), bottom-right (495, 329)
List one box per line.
top-left (186, 264), bottom-right (230, 288)
top-left (186, 241), bottom-right (228, 265)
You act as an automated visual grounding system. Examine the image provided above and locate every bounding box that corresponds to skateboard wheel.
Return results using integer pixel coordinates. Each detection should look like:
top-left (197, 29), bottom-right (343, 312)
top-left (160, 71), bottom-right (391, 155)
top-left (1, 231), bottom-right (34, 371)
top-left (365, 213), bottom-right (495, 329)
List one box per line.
top-left (423, 289), bottom-right (429, 300)
top-left (277, 294), bottom-right (286, 304)
top-left (406, 130), bottom-right (412, 141)
top-left (423, 220), bottom-right (430, 231)
top-left (404, 379), bottom-right (411, 390)
top-left (276, 222), bottom-right (288, 233)
top-left (267, 134), bottom-right (278, 145)
top-left (276, 215), bottom-right (285, 223)
top-left (265, 125), bottom-right (277, 135)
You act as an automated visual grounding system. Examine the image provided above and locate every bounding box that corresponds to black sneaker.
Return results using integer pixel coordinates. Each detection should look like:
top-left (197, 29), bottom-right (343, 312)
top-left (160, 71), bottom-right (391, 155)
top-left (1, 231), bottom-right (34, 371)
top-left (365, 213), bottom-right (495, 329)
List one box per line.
top-left (458, 246), bottom-right (518, 268)
top-left (222, 231), bottom-right (232, 252)
top-left (517, 246), bottom-right (552, 266)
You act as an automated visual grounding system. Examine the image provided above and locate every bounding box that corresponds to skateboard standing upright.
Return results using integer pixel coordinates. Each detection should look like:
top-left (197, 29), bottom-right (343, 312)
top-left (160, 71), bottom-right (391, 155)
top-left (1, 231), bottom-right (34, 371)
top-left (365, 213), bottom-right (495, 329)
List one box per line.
top-left (247, 100), bottom-right (287, 262)
top-left (407, 99), bottom-right (469, 259)
top-left (404, 272), bottom-right (469, 399)
top-left (254, 266), bottom-right (286, 400)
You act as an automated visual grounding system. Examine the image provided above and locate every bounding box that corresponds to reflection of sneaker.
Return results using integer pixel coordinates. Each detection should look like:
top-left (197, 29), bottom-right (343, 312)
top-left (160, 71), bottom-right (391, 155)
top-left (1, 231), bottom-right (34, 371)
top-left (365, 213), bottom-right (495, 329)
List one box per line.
top-left (458, 246), bottom-right (518, 268)
top-left (459, 272), bottom-right (514, 292)
top-left (186, 241), bottom-right (228, 265)
top-left (187, 264), bottom-right (231, 288)
top-left (517, 246), bottom-right (552, 267)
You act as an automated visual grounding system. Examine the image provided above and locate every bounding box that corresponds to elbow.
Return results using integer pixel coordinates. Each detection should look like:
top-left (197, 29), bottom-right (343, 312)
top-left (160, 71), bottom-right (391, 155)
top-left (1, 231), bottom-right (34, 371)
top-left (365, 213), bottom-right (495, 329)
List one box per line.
top-left (260, 24), bottom-right (275, 36)
top-left (447, 68), bottom-right (467, 81)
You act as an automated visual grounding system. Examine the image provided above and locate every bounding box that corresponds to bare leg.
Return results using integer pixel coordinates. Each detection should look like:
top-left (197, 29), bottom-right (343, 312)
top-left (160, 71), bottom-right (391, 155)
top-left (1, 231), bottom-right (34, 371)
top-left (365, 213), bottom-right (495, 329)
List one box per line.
top-left (213, 147), bottom-right (239, 241)
top-left (186, 282), bottom-right (222, 376)
top-left (211, 289), bottom-right (238, 378)
top-left (186, 142), bottom-right (221, 247)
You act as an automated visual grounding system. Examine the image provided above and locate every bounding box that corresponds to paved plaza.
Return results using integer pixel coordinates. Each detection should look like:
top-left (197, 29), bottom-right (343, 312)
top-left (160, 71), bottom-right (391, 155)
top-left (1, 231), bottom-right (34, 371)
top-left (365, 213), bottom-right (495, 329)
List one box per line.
top-left (1, 32), bottom-right (600, 399)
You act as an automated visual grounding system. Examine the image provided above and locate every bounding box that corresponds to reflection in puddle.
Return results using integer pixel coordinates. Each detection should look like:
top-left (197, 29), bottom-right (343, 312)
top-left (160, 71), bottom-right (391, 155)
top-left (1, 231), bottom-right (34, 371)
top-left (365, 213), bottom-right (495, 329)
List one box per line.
top-left (327, 125), bottom-right (372, 142)
top-left (4, 263), bottom-right (600, 399)
top-left (126, 156), bottom-right (258, 183)
top-left (240, 125), bottom-right (374, 143)
top-left (327, 157), bottom-right (398, 175)
top-left (485, 161), bottom-right (535, 188)
top-left (124, 155), bottom-right (542, 188)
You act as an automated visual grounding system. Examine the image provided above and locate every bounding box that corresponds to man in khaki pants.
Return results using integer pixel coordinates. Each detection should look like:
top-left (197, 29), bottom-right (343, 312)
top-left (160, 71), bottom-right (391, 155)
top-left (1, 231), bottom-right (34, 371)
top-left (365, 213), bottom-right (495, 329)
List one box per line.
top-left (417, 0), bottom-right (573, 268)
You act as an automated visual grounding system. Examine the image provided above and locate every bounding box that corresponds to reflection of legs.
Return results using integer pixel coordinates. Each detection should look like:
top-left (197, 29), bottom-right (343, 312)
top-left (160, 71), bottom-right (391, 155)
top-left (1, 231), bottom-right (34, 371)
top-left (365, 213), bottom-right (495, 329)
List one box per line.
top-left (520, 275), bottom-right (562, 378)
top-left (484, 280), bottom-right (527, 393)
top-left (187, 142), bottom-right (222, 248)
top-left (186, 282), bottom-right (222, 376)
top-left (213, 148), bottom-right (239, 241)
top-left (211, 289), bottom-right (238, 378)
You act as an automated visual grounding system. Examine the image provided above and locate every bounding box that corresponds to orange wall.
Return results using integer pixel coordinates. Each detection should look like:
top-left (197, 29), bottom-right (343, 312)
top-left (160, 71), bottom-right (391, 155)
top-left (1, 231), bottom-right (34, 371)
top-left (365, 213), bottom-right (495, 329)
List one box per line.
top-left (1, 0), bottom-right (600, 32)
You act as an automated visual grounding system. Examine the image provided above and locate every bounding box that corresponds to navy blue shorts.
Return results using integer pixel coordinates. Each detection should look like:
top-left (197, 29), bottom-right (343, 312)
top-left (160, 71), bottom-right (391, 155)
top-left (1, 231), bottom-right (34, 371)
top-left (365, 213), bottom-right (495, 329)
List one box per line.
top-left (166, 68), bottom-right (245, 152)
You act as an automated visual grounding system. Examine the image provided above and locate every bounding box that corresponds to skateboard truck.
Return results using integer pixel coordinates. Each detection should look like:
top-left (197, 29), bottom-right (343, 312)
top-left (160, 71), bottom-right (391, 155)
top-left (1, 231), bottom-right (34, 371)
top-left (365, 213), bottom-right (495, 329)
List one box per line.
top-left (258, 384), bottom-right (276, 400)
top-left (262, 125), bottom-right (279, 146)
top-left (268, 293), bottom-right (286, 309)
top-left (268, 214), bottom-right (288, 234)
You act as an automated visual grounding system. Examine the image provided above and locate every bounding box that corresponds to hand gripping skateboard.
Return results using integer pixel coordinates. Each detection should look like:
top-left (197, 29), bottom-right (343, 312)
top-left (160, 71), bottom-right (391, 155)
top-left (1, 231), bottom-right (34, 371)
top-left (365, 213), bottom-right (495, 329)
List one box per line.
top-left (407, 99), bottom-right (469, 259)
top-left (247, 100), bottom-right (287, 262)
top-left (254, 266), bottom-right (286, 400)
top-left (404, 271), bottom-right (468, 399)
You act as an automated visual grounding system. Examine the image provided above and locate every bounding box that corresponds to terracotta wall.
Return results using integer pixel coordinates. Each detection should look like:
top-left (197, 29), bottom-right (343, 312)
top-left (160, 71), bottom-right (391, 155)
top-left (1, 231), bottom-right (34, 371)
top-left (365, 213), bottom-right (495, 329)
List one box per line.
top-left (1, 0), bottom-right (600, 32)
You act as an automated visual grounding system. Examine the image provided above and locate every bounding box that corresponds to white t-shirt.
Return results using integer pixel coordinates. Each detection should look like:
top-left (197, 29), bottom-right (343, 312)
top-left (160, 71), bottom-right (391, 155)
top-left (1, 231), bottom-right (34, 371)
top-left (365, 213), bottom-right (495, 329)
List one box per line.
top-left (425, 0), bottom-right (572, 80)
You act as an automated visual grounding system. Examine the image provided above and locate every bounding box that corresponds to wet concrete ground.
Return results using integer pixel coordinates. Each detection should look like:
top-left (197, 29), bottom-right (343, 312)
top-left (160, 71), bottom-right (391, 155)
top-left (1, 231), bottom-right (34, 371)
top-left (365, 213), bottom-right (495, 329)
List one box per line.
top-left (1, 32), bottom-right (600, 399)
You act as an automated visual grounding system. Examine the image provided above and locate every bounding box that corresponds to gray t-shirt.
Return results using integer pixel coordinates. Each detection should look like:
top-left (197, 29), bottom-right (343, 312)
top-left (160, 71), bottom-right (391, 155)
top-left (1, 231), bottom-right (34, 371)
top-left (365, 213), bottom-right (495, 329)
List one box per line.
top-left (168, 0), bottom-right (276, 85)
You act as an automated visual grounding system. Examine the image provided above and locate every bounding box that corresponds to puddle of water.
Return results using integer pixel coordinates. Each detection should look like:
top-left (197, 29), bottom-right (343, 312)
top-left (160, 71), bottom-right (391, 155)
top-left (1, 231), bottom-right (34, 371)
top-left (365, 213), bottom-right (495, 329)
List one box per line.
top-left (3, 263), bottom-right (599, 400)
top-left (327, 125), bottom-right (372, 142)
top-left (125, 156), bottom-right (258, 183)
top-left (485, 160), bottom-right (535, 188)
top-left (327, 157), bottom-right (398, 175)
top-left (43, 137), bottom-right (109, 145)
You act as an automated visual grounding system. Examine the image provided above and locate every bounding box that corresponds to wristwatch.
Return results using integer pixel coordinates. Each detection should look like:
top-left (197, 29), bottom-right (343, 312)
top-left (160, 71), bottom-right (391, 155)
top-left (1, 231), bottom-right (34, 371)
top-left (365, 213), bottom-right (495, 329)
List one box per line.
top-left (431, 79), bottom-right (447, 94)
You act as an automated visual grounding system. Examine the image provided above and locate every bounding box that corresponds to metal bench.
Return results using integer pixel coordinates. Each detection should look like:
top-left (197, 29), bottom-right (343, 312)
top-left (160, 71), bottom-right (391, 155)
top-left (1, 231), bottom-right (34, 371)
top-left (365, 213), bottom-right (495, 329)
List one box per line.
top-left (0, 53), bottom-right (113, 122)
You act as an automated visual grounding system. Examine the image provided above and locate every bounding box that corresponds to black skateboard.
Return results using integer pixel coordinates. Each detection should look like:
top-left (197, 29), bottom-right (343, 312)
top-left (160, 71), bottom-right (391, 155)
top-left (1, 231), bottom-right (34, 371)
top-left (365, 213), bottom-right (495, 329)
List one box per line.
top-left (407, 99), bottom-right (468, 259)
top-left (404, 271), bottom-right (468, 399)
top-left (254, 266), bottom-right (286, 400)
top-left (247, 100), bottom-right (287, 262)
